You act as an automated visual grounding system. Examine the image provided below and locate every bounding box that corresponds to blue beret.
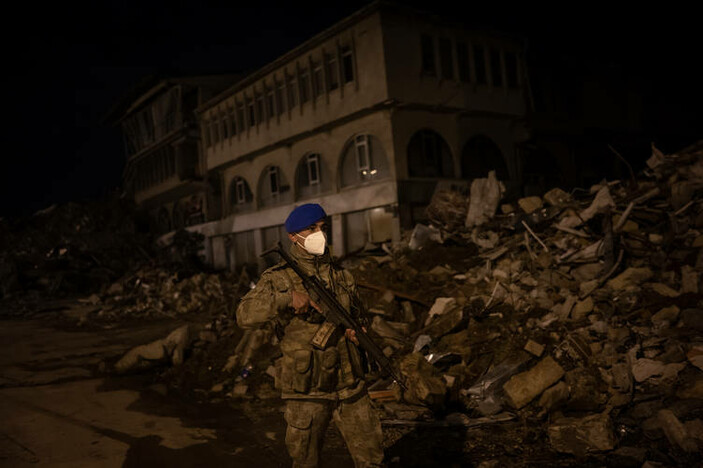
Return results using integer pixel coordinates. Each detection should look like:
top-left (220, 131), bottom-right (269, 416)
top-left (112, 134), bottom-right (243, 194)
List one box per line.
top-left (285, 204), bottom-right (327, 233)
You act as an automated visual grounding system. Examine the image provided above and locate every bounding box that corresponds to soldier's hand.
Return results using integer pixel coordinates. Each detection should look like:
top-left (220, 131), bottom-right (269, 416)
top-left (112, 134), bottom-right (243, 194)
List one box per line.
top-left (291, 290), bottom-right (321, 315)
top-left (345, 327), bottom-right (366, 345)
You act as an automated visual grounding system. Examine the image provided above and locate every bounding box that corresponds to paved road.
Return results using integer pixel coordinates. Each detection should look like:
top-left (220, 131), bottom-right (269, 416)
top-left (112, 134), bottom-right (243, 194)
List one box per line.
top-left (0, 319), bottom-right (297, 467)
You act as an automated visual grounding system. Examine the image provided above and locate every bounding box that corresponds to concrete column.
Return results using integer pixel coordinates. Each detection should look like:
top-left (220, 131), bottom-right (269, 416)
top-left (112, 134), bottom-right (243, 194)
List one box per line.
top-left (211, 236), bottom-right (227, 270)
top-left (254, 228), bottom-right (266, 273)
top-left (332, 213), bottom-right (344, 258)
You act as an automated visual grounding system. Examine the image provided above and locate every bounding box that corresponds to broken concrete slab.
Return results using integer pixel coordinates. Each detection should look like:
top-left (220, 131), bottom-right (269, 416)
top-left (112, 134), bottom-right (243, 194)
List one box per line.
top-left (631, 358), bottom-right (687, 383)
top-left (651, 305), bottom-right (680, 325)
top-left (465, 171), bottom-right (504, 228)
top-left (524, 340), bottom-right (544, 357)
top-left (571, 297), bottom-right (594, 321)
top-left (606, 267), bottom-right (654, 290)
top-left (425, 297), bottom-right (458, 326)
top-left (518, 196), bottom-right (543, 214)
top-left (538, 381), bottom-right (569, 412)
top-left (657, 409), bottom-right (699, 453)
top-left (503, 356), bottom-right (565, 409)
top-left (548, 412), bottom-right (615, 455)
top-left (645, 282), bottom-right (680, 298)
top-left (543, 187), bottom-right (571, 207)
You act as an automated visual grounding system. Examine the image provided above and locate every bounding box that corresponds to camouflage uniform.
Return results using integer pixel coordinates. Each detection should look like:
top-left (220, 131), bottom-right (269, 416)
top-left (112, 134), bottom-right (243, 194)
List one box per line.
top-left (236, 243), bottom-right (384, 468)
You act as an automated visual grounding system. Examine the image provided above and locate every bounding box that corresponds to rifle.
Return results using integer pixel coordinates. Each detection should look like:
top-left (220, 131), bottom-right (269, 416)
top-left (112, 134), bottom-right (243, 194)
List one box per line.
top-left (261, 242), bottom-right (406, 390)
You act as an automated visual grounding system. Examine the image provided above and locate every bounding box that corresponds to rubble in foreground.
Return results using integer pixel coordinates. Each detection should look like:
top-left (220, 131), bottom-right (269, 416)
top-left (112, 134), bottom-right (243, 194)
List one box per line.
top-left (110, 140), bottom-right (703, 465)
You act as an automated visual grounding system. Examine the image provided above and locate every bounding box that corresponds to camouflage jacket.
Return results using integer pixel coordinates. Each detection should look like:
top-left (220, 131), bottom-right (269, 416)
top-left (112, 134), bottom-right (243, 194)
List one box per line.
top-left (236, 243), bottom-right (368, 400)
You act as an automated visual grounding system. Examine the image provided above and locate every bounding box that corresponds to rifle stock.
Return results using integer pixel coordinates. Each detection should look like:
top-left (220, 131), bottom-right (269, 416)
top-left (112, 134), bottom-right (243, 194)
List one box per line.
top-left (261, 242), bottom-right (406, 390)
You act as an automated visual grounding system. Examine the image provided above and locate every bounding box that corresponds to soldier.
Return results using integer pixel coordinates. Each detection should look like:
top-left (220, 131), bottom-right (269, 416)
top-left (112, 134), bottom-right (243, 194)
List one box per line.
top-left (236, 203), bottom-right (384, 468)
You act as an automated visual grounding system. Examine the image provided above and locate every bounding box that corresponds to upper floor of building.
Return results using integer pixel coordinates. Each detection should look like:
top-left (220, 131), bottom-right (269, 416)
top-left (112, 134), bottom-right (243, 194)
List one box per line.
top-left (199, 1), bottom-right (528, 174)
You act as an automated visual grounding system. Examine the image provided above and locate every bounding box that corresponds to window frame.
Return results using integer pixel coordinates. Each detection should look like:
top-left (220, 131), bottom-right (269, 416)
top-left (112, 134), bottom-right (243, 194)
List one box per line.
top-left (306, 153), bottom-right (320, 185)
top-left (268, 166), bottom-right (280, 196)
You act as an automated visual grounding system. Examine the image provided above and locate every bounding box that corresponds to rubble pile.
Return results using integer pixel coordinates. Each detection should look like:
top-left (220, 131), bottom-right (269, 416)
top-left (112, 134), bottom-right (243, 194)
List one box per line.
top-left (348, 140), bottom-right (703, 464)
top-left (112, 141), bottom-right (703, 464)
top-left (0, 198), bottom-right (153, 303)
top-left (84, 266), bottom-right (249, 324)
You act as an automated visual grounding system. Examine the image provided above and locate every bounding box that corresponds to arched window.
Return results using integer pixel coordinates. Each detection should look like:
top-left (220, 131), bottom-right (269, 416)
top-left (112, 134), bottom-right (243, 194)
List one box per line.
top-left (229, 176), bottom-right (253, 213)
top-left (296, 153), bottom-right (332, 200)
top-left (407, 130), bottom-right (454, 178)
top-left (339, 134), bottom-right (390, 188)
top-left (259, 165), bottom-right (293, 207)
top-left (461, 135), bottom-right (509, 180)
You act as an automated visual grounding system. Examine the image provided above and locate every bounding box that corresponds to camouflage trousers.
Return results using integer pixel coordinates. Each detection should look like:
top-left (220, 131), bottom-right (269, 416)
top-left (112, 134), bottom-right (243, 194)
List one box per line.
top-left (283, 393), bottom-right (384, 468)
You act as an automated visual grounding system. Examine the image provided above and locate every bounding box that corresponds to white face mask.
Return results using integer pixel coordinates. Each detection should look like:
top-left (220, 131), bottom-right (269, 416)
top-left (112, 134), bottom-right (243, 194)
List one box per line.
top-left (296, 230), bottom-right (327, 256)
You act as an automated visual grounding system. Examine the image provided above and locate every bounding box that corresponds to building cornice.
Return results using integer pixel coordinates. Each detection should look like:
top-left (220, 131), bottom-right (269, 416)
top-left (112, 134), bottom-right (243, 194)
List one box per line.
top-left (196, 1), bottom-right (384, 114)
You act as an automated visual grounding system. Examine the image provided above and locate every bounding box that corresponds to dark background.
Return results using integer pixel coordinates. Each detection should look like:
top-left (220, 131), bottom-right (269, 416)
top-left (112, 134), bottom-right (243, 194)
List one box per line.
top-left (2, 1), bottom-right (700, 218)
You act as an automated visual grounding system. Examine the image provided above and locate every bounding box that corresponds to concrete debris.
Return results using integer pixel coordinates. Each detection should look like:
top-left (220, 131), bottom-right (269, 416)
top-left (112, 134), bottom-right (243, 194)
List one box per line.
top-left (7, 140), bottom-right (703, 462)
top-left (524, 339), bottom-right (544, 357)
top-left (548, 412), bottom-right (615, 455)
top-left (606, 267), bottom-right (653, 290)
top-left (517, 196), bottom-right (543, 214)
top-left (424, 297), bottom-right (458, 326)
top-left (503, 356), bottom-right (565, 409)
top-left (631, 358), bottom-right (686, 383)
top-left (542, 187), bottom-right (571, 207)
top-left (657, 409), bottom-right (699, 453)
top-left (408, 223), bottom-right (443, 250)
top-left (538, 381), bottom-right (569, 412)
top-left (465, 171), bottom-right (505, 228)
top-left (114, 324), bottom-right (203, 373)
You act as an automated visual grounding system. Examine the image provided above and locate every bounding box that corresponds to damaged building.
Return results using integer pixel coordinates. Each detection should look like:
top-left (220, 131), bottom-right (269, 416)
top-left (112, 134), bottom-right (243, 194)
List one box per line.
top-left (111, 1), bottom-right (531, 272)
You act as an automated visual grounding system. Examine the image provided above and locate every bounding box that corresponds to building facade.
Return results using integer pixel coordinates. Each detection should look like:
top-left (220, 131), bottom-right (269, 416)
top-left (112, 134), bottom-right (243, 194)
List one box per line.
top-left (190, 2), bottom-right (530, 272)
top-left (108, 74), bottom-right (239, 234)
top-left (114, 2), bottom-right (531, 272)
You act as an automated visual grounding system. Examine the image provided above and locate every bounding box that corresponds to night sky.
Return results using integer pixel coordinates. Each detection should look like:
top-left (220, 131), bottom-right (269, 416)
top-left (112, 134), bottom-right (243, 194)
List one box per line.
top-left (2, 1), bottom-right (700, 218)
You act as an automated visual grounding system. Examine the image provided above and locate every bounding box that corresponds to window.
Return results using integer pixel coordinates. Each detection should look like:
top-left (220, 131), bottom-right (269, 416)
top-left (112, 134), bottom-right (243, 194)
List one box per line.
top-left (505, 51), bottom-right (518, 88)
top-left (247, 99), bottom-right (256, 127)
top-left (340, 134), bottom-right (389, 187)
top-left (341, 46), bottom-right (354, 83)
top-left (407, 130), bottom-right (454, 177)
top-left (474, 44), bottom-right (487, 84)
top-left (457, 41), bottom-right (470, 82)
top-left (313, 63), bottom-right (324, 98)
top-left (421, 34), bottom-right (436, 75)
top-left (306, 153), bottom-right (320, 185)
top-left (276, 82), bottom-right (286, 115)
top-left (221, 112), bottom-right (228, 141)
top-left (490, 48), bottom-right (503, 87)
top-left (269, 166), bottom-right (280, 196)
top-left (236, 102), bottom-right (245, 132)
top-left (235, 178), bottom-right (247, 204)
top-left (287, 74), bottom-right (298, 109)
top-left (439, 37), bottom-right (453, 80)
top-left (326, 54), bottom-right (339, 90)
top-left (266, 88), bottom-right (275, 118)
top-left (256, 93), bottom-right (265, 123)
top-left (355, 135), bottom-right (372, 177)
top-left (300, 69), bottom-right (310, 103)
top-left (229, 106), bottom-right (237, 136)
